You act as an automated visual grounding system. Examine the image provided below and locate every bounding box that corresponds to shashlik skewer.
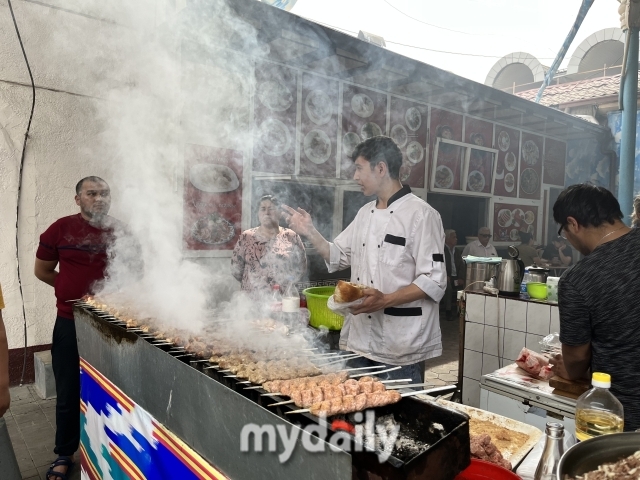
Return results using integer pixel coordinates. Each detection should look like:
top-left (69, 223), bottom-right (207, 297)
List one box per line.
top-left (268, 378), bottom-right (388, 407)
top-left (285, 391), bottom-right (402, 416)
top-left (86, 298), bottom-right (383, 387)
top-left (260, 377), bottom-right (409, 396)
top-left (243, 365), bottom-right (388, 390)
top-left (263, 375), bottom-right (380, 396)
top-left (286, 388), bottom-right (435, 417)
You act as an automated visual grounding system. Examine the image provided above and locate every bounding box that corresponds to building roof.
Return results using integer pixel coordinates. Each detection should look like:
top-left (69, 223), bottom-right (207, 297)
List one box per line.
top-left (516, 74), bottom-right (621, 106)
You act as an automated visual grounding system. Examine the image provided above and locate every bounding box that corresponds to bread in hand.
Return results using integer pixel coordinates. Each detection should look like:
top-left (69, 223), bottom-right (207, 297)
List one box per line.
top-left (334, 280), bottom-right (366, 303)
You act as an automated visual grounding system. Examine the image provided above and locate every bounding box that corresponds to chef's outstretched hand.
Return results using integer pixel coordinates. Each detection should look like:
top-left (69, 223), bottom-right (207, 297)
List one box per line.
top-left (350, 288), bottom-right (388, 315)
top-left (549, 352), bottom-right (570, 380)
top-left (282, 205), bottom-right (315, 237)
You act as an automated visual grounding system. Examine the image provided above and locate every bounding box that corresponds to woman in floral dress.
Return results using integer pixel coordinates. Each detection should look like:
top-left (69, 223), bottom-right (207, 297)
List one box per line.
top-left (231, 195), bottom-right (306, 298)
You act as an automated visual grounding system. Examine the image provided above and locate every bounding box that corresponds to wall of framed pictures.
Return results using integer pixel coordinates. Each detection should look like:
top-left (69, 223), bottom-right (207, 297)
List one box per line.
top-left (181, 57), bottom-right (576, 255)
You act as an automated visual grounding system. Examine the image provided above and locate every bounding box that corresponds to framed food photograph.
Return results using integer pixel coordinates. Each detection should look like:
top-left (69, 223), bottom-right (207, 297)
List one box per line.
top-left (543, 137), bottom-right (567, 187)
top-left (183, 144), bottom-right (243, 254)
top-left (430, 138), bottom-right (467, 192)
top-left (493, 126), bottom-right (521, 198)
top-left (519, 132), bottom-right (543, 200)
top-left (252, 61), bottom-right (298, 175)
top-left (390, 96), bottom-right (429, 188)
top-left (299, 73), bottom-right (339, 177)
top-left (492, 201), bottom-right (540, 245)
top-left (463, 144), bottom-right (498, 196)
top-left (340, 83), bottom-right (388, 179)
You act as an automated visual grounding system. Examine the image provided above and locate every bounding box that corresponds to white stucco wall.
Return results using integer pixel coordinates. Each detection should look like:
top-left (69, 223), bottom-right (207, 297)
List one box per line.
top-left (0, 0), bottom-right (238, 350)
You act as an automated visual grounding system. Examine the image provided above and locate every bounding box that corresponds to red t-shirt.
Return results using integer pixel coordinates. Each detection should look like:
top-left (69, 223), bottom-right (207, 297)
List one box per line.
top-left (36, 214), bottom-right (119, 319)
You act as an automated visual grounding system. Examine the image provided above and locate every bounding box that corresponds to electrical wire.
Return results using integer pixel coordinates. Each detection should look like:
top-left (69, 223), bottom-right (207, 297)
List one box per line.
top-left (381, 0), bottom-right (501, 36)
top-left (383, 40), bottom-right (533, 59)
top-left (309, 17), bottom-right (558, 61)
top-left (379, 0), bottom-right (560, 58)
top-left (7, 0), bottom-right (36, 386)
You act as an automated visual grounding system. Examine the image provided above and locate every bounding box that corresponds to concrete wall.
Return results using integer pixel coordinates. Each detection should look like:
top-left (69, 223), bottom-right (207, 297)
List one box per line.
top-left (0, 0), bottom-right (238, 352)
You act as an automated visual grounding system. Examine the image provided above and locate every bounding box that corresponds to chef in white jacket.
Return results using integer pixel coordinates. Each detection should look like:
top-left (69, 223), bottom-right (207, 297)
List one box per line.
top-left (283, 136), bottom-right (447, 382)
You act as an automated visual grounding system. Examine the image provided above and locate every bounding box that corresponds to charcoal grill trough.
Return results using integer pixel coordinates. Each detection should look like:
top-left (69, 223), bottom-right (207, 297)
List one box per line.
top-left (74, 301), bottom-right (470, 480)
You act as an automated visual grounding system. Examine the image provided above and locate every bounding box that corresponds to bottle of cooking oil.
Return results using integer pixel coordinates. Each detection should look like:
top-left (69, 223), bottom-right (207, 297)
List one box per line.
top-left (574, 372), bottom-right (624, 441)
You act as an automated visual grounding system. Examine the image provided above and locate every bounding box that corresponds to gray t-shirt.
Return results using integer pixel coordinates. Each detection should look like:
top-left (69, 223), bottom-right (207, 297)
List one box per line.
top-left (559, 227), bottom-right (640, 431)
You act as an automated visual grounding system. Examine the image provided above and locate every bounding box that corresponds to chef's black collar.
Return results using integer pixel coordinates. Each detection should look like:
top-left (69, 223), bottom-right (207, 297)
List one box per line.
top-left (377, 184), bottom-right (412, 208)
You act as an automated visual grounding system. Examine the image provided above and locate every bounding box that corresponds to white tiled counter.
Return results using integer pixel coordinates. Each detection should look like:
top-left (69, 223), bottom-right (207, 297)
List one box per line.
top-left (462, 292), bottom-right (560, 407)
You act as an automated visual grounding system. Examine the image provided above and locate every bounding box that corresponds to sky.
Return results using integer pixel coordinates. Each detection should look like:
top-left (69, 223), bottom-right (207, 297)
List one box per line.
top-left (289, 0), bottom-right (621, 84)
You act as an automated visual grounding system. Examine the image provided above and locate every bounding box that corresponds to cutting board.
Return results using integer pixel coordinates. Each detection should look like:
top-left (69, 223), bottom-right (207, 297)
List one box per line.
top-left (549, 375), bottom-right (590, 398)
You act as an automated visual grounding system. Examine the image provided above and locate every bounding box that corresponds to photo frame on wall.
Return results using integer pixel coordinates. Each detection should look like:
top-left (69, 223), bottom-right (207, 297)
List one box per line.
top-left (463, 145), bottom-right (497, 196)
top-left (431, 138), bottom-right (497, 196)
top-left (431, 138), bottom-right (466, 192)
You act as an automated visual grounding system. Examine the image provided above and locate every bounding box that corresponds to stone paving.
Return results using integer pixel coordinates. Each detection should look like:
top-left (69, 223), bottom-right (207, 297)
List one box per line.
top-left (4, 312), bottom-right (460, 479)
top-left (5, 384), bottom-right (79, 480)
top-left (421, 313), bottom-right (461, 387)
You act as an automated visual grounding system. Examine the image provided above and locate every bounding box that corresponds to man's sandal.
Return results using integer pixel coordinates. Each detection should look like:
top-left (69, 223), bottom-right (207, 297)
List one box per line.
top-left (46, 456), bottom-right (74, 480)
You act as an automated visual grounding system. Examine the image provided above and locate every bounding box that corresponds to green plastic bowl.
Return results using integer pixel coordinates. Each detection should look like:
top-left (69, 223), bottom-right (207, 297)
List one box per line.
top-left (527, 282), bottom-right (548, 300)
top-left (302, 287), bottom-right (344, 331)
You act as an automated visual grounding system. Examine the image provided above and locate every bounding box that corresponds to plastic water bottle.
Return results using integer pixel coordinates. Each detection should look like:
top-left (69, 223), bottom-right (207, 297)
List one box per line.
top-left (282, 282), bottom-right (300, 313)
top-left (575, 372), bottom-right (624, 441)
top-left (520, 267), bottom-right (531, 299)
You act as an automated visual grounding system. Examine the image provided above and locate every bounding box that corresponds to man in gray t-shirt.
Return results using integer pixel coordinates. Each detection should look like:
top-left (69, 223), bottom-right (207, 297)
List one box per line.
top-left (550, 184), bottom-right (639, 431)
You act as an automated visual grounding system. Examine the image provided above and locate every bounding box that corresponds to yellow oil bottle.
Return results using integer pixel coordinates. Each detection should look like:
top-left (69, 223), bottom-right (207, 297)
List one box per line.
top-left (575, 372), bottom-right (624, 441)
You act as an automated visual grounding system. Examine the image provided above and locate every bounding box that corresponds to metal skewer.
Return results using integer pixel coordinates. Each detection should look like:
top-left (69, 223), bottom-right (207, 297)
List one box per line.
top-left (316, 354), bottom-right (362, 367)
top-left (385, 383), bottom-right (451, 391)
top-left (350, 366), bottom-right (401, 377)
top-left (340, 365), bottom-right (387, 372)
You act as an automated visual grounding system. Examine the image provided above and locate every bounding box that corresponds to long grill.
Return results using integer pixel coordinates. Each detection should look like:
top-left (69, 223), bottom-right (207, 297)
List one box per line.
top-left (74, 300), bottom-right (470, 480)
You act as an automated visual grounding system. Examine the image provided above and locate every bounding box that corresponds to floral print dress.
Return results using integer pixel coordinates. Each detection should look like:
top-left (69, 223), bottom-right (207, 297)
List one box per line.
top-left (230, 227), bottom-right (307, 297)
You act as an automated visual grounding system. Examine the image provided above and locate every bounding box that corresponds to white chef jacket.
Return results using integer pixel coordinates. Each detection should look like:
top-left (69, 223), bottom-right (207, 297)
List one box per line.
top-left (327, 186), bottom-right (447, 365)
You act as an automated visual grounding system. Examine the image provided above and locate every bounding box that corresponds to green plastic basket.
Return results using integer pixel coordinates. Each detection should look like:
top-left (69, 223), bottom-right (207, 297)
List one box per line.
top-left (303, 286), bottom-right (344, 331)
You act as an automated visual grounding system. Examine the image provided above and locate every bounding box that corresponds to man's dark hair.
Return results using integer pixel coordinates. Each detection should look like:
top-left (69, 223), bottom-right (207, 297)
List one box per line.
top-left (553, 184), bottom-right (623, 229)
top-left (76, 176), bottom-right (108, 195)
top-left (519, 231), bottom-right (532, 244)
top-left (351, 136), bottom-right (402, 179)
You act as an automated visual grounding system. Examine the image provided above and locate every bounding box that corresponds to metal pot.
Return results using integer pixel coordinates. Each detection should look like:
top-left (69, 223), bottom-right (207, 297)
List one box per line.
top-left (465, 263), bottom-right (497, 292)
top-left (557, 432), bottom-right (640, 480)
top-left (528, 266), bottom-right (550, 283)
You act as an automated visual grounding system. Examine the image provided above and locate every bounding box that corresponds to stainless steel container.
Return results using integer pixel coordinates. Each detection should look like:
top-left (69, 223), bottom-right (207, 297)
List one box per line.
top-left (528, 266), bottom-right (550, 284)
top-left (557, 432), bottom-right (640, 480)
top-left (535, 422), bottom-right (564, 480)
top-left (465, 263), bottom-right (496, 291)
top-left (497, 258), bottom-right (524, 295)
